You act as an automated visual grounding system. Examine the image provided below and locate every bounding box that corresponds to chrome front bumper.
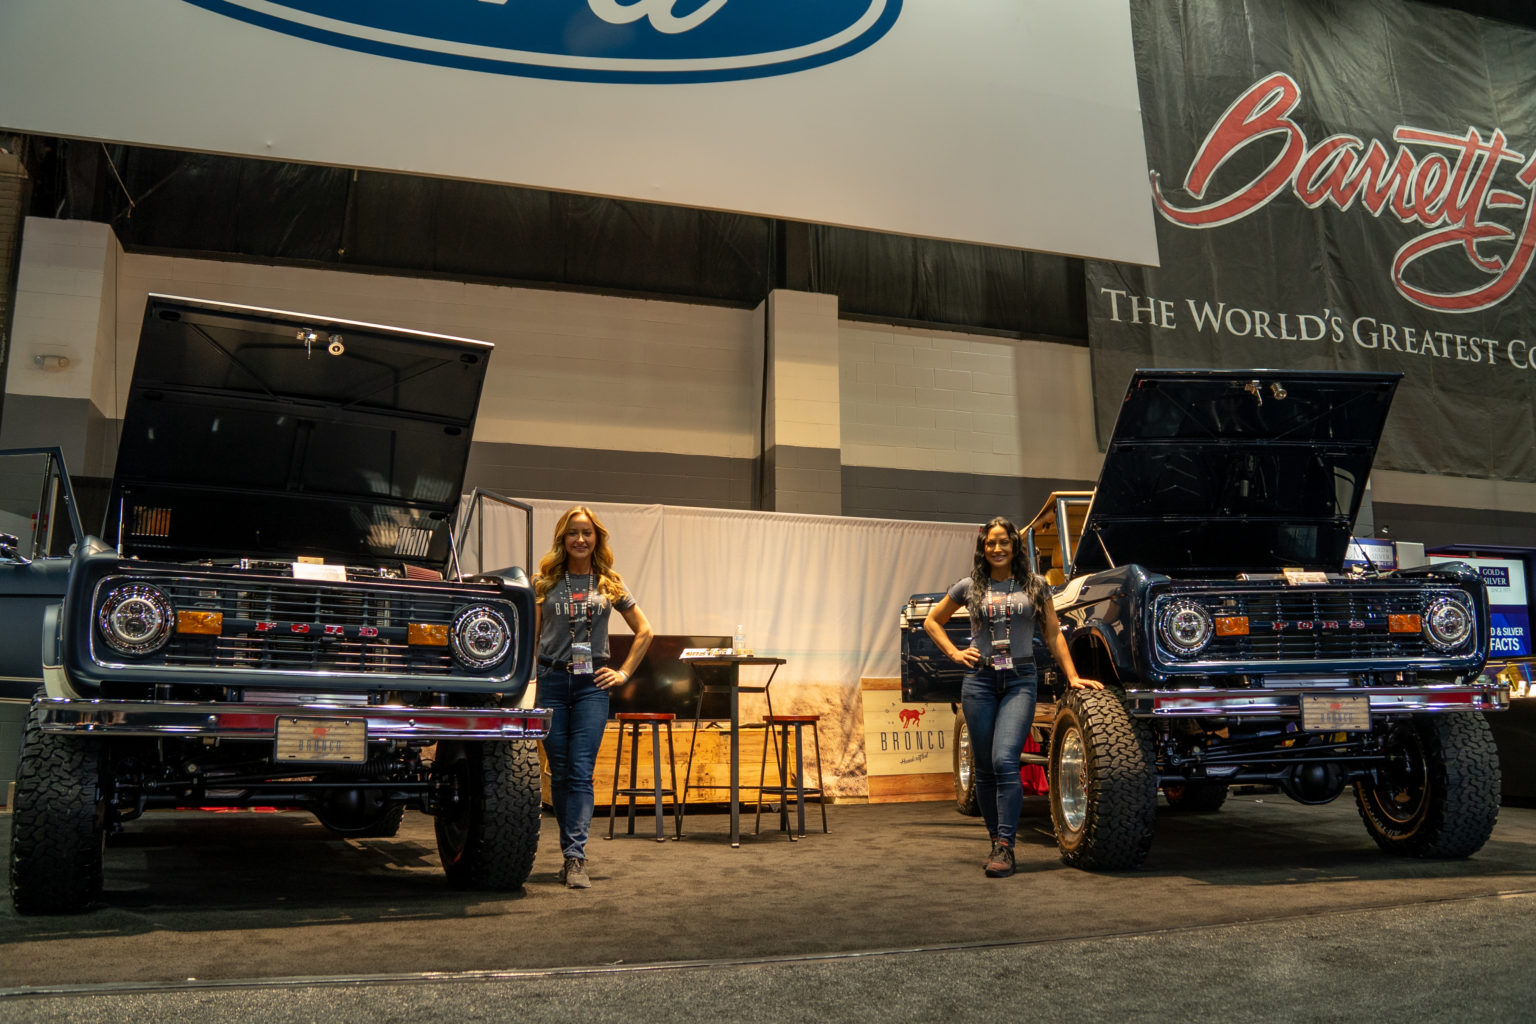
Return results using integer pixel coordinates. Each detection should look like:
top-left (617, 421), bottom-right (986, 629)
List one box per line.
top-left (32, 698), bottom-right (550, 741)
top-left (1129, 682), bottom-right (1509, 718)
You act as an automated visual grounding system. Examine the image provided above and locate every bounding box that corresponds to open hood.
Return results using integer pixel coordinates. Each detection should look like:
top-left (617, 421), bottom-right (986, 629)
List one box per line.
top-left (1072, 369), bottom-right (1401, 577)
top-left (108, 295), bottom-right (493, 567)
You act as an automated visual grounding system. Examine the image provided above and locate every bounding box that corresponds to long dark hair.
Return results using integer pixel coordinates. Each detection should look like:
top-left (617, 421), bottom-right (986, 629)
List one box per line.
top-left (966, 516), bottom-right (1047, 620)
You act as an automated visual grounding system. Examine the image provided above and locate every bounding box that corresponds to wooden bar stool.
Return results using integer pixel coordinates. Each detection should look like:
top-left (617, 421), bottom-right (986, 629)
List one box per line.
top-left (607, 712), bottom-right (680, 842)
top-left (754, 714), bottom-right (829, 840)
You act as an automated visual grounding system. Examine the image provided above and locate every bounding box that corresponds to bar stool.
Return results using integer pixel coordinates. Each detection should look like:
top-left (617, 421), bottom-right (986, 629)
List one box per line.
top-left (607, 713), bottom-right (681, 842)
top-left (754, 714), bottom-right (829, 839)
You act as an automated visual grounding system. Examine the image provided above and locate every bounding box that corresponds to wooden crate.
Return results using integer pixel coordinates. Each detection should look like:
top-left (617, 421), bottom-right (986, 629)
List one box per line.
top-left (860, 677), bottom-right (956, 803)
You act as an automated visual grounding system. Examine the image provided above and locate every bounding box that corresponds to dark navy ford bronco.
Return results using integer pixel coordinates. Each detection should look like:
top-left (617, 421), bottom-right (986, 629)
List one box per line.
top-left (0, 295), bottom-right (548, 913)
top-left (902, 369), bottom-right (1506, 869)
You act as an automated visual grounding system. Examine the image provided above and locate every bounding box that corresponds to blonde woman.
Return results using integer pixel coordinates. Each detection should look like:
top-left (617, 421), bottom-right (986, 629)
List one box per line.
top-left (534, 506), bottom-right (653, 889)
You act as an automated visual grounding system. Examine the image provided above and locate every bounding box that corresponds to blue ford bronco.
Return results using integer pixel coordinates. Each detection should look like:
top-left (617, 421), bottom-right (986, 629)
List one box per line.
top-left (902, 369), bottom-right (1506, 869)
top-left (0, 295), bottom-right (549, 913)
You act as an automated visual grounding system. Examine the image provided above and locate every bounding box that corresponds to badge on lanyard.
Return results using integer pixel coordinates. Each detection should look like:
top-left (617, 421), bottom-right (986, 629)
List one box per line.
top-left (568, 574), bottom-right (596, 674)
top-left (988, 579), bottom-right (1016, 670)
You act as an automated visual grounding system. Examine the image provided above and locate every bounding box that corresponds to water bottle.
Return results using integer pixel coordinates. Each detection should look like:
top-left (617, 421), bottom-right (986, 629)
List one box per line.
top-left (733, 623), bottom-right (747, 656)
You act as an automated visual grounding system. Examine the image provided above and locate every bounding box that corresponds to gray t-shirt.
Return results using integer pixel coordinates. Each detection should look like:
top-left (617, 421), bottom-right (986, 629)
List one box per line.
top-left (947, 575), bottom-right (1038, 663)
top-left (538, 572), bottom-right (636, 665)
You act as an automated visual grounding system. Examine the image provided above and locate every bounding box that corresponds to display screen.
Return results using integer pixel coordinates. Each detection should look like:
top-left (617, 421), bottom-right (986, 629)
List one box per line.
top-left (605, 634), bottom-right (732, 719)
top-left (1344, 538), bottom-right (1396, 572)
top-left (1429, 554), bottom-right (1531, 658)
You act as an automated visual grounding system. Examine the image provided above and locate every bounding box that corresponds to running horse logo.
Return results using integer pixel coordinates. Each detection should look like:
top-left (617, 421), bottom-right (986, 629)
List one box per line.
top-left (898, 708), bottom-right (925, 728)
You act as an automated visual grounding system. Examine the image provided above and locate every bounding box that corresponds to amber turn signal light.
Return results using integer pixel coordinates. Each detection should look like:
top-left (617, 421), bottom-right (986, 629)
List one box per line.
top-left (409, 623), bottom-right (450, 646)
top-left (1214, 616), bottom-right (1249, 637)
top-left (1388, 614), bottom-right (1422, 634)
top-left (175, 610), bottom-right (223, 635)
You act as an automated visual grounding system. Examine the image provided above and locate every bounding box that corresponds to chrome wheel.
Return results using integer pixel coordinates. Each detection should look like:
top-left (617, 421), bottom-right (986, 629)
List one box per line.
top-left (1048, 689), bottom-right (1157, 870)
top-left (957, 722), bottom-right (974, 793)
top-left (1057, 727), bottom-right (1087, 833)
top-left (953, 716), bottom-right (979, 816)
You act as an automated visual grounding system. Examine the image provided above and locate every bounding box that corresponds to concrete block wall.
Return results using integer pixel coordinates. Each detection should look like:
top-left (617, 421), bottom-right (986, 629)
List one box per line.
top-left (0, 219), bottom-right (116, 475)
top-left (765, 290), bottom-right (842, 514)
top-left (3, 217), bottom-right (1534, 548)
top-left (8, 218), bottom-right (766, 509)
top-left (1370, 470), bottom-right (1536, 549)
top-left (0, 152), bottom-right (27, 417)
top-left (838, 321), bottom-right (1102, 524)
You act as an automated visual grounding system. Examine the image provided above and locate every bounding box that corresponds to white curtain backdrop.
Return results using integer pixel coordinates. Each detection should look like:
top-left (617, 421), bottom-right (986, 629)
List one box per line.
top-left (458, 498), bottom-right (978, 694)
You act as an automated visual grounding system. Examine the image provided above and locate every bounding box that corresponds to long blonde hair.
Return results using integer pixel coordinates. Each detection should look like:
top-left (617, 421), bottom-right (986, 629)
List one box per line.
top-left (533, 505), bottom-right (627, 606)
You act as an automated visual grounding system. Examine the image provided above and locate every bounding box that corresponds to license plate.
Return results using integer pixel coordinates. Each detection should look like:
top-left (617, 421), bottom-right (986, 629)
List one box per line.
top-left (1300, 695), bottom-right (1371, 732)
top-left (275, 717), bottom-right (367, 763)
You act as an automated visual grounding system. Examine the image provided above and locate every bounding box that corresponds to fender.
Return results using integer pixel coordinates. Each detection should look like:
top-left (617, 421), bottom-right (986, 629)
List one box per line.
top-left (40, 602), bottom-right (80, 699)
top-left (1066, 624), bottom-right (1138, 686)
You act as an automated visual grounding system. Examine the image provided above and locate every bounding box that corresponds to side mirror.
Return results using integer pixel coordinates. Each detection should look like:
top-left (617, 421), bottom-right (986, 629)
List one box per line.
top-left (0, 533), bottom-right (24, 562)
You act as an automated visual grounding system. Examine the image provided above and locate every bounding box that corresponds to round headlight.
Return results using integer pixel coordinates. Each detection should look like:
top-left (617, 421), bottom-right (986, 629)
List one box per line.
top-left (1423, 595), bottom-right (1473, 652)
top-left (1158, 598), bottom-right (1214, 657)
top-left (450, 605), bottom-right (511, 669)
top-left (97, 583), bottom-right (174, 655)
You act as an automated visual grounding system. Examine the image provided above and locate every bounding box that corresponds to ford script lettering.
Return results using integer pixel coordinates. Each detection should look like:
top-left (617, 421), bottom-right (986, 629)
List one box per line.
top-left (181, 0), bottom-right (901, 83)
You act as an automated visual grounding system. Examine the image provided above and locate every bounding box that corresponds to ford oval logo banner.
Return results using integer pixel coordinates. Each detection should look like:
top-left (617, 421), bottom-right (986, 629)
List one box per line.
top-left (180, 0), bottom-right (902, 83)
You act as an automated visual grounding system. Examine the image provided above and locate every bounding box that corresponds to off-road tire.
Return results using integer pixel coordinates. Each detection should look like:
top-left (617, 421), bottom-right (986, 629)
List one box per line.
top-left (1354, 713), bottom-right (1500, 858)
top-left (953, 713), bottom-right (980, 816)
top-left (1162, 780), bottom-right (1230, 813)
top-left (434, 738), bottom-right (541, 889)
top-left (10, 699), bottom-right (107, 914)
top-left (1049, 689), bottom-right (1157, 870)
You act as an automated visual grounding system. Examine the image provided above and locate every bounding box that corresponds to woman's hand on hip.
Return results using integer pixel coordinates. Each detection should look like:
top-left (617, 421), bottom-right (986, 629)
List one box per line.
top-left (950, 646), bottom-right (981, 668)
top-left (594, 666), bottom-right (629, 690)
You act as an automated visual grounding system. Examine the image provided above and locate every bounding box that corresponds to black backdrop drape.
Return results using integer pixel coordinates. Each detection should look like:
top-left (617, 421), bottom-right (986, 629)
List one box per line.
top-left (1089, 0), bottom-right (1536, 482)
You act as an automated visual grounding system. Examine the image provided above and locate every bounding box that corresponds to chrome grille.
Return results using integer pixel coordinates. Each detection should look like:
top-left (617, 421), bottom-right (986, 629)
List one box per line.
top-left (165, 632), bottom-right (454, 674)
top-left (157, 579), bottom-right (462, 675)
top-left (1167, 587), bottom-right (1462, 664)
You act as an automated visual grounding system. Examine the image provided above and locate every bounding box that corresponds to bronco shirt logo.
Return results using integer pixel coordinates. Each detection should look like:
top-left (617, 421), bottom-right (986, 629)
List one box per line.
top-left (181, 0), bottom-right (903, 83)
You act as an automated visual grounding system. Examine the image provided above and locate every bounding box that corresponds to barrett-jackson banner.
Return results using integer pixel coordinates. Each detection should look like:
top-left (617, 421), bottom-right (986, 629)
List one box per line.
top-left (1089, 0), bottom-right (1536, 483)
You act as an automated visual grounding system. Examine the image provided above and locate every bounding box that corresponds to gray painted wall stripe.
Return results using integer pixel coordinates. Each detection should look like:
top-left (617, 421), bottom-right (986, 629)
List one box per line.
top-left (1371, 502), bottom-right (1536, 551)
top-left (3, 407), bottom-right (1531, 546)
top-left (763, 444), bottom-right (841, 515)
top-left (841, 464), bottom-right (1095, 526)
top-left (467, 441), bottom-right (757, 509)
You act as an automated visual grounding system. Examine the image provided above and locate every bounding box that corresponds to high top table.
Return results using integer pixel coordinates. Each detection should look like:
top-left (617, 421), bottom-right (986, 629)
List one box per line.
top-left (679, 655), bottom-right (785, 847)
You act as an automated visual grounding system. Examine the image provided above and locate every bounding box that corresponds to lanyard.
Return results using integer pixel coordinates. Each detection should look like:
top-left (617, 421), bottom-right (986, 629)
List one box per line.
top-left (566, 572), bottom-right (596, 646)
top-left (988, 577), bottom-right (1016, 646)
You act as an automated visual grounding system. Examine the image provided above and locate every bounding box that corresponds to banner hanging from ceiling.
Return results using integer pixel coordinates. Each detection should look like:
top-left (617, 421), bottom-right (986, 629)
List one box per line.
top-left (0, 0), bottom-right (1157, 264)
top-left (1088, 0), bottom-right (1536, 482)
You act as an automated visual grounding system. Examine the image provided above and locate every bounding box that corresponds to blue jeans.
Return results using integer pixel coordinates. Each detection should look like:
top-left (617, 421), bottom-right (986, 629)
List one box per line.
top-left (961, 663), bottom-right (1038, 846)
top-left (538, 669), bottom-right (610, 860)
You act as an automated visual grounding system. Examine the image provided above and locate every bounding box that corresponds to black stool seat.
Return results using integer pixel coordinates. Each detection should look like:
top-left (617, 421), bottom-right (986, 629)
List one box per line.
top-left (755, 714), bottom-right (829, 839)
top-left (607, 712), bottom-right (680, 842)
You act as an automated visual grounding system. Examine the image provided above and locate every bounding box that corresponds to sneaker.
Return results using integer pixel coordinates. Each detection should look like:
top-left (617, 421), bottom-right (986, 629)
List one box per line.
top-left (984, 838), bottom-right (1000, 869)
top-left (563, 856), bottom-right (591, 889)
top-left (984, 842), bottom-right (1015, 878)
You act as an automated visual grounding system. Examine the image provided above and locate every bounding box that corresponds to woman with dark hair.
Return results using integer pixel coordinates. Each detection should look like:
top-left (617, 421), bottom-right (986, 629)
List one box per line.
top-left (923, 516), bottom-right (1101, 878)
top-left (534, 505), bottom-right (652, 889)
